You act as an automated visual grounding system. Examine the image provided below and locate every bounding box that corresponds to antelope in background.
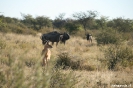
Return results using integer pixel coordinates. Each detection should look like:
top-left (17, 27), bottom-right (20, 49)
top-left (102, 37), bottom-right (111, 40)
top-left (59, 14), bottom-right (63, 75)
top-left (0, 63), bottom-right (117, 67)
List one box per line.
top-left (86, 33), bottom-right (92, 44)
top-left (41, 41), bottom-right (52, 66)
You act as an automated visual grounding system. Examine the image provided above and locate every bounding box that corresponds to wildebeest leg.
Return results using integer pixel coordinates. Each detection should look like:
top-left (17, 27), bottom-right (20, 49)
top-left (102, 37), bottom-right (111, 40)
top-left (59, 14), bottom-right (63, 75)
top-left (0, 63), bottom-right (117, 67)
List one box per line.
top-left (90, 39), bottom-right (92, 43)
top-left (88, 39), bottom-right (92, 44)
top-left (87, 40), bottom-right (90, 44)
top-left (56, 42), bottom-right (58, 46)
top-left (52, 42), bottom-right (54, 45)
top-left (89, 40), bottom-right (91, 44)
top-left (63, 41), bottom-right (66, 45)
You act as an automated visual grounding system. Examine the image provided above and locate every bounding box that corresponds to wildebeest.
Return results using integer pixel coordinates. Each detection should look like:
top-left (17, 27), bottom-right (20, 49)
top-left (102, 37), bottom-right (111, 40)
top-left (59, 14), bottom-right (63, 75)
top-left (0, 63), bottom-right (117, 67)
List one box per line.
top-left (86, 33), bottom-right (92, 43)
top-left (41, 41), bottom-right (52, 66)
top-left (40, 31), bottom-right (70, 46)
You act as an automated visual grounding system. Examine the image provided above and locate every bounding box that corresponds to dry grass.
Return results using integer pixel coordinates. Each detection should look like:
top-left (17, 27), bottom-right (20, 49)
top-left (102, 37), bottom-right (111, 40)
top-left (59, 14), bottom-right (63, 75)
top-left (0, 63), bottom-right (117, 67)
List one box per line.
top-left (0, 32), bottom-right (133, 88)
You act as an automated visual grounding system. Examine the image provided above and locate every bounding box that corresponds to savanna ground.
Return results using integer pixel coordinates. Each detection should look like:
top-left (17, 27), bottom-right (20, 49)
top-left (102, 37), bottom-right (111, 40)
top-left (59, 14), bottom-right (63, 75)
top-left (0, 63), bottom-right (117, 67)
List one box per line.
top-left (0, 32), bottom-right (133, 88)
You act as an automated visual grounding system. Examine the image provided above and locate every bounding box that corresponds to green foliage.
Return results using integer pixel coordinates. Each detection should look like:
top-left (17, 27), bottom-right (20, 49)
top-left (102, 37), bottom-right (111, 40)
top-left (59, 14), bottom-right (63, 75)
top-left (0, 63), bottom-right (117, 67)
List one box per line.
top-left (104, 45), bottom-right (133, 70)
top-left (96, 28), bottom-right (122, 45)
top-left (0, 72), bottom-right (6, 88)
top-left (0, 51), bottom-right (78, 88)
top-left (36, 16), bottom-right (52, 30)
top-left (0, 40), bottom-right (6, 49)
top-left (0, 17), bottom-right (8, 32)
top-left (53, 18), bottom-right (66, 30)
top-left (21, 14), bottom-right (52, 31)
top-left (50, 69), bottom-right (78, 88)
top-left (0, 52), bottom-right (26, 88)
top-left (107, 17), bottom-right (133, 32)
top-left (95, 16), bottom-right (108, 29)
top-left (55, 52), bottom-right (95, 71)
top-left (1, 12), bottom-right (133, 37)
top-left (65, 23), bottom-right (83, 33)
top-left (73, 10), bottom-right (98, 30)
top-left (7, 23), bottom-right (35, 34)
top-left (55, 52), bottom-right (73, 69)
top-left (0, 15), bottom-right (37, 35)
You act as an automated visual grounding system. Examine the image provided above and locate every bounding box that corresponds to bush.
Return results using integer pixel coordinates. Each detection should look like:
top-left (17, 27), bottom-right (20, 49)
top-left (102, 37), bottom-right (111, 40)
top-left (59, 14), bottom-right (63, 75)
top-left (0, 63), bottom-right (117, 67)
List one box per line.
top-left (55, 52), bottom-right (82, 70)
top-left (65, 23), bottom-right (83, 33)
top-left (55, 52), bottom-right (75, 69)
top-left (96, 28), bottom-right (122, 45)
top-left (0, 22), bottom-right (37, 35)
top-left (55, 52), bottom-right (96, 71)
top-left (0, 50), bottom-right (78, 88)
top-left (50, 69), bottom-right (78, 88)
top-left (0, 72), bottom-right (6, 87)
top-left (0, 40), bottom-right (6, 49)
top-left (104, 45), bottom-right (133, 70)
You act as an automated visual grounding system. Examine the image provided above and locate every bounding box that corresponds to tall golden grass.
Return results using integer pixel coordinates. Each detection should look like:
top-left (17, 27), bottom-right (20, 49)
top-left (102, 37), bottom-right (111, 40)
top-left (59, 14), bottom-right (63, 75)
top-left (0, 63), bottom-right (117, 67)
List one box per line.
top-left (0, 32), bottom-right (133, 88)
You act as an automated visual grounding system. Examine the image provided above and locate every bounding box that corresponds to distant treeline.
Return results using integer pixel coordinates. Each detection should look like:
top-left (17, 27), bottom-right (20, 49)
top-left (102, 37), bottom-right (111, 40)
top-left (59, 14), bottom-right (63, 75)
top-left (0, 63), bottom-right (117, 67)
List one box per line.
top-left (0, 10), bottom-right (133, 35)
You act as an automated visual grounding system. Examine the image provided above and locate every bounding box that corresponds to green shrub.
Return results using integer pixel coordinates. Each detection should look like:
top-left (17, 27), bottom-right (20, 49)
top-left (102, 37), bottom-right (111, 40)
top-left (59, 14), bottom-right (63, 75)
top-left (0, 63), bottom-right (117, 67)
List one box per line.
top-left (55, 52), bottom-right (73, 69)
top-left (104, 45), bottom-right (133, 70)
top-left (0, 40), bottom-right (6, 49)
top-left (96, 28), bottom-right (122, 45)
top-left (55, 52), bottom-right (83, 70)
top-left (0, 72), bottom-right (6, 87)
top-left (50, 69), bottom-right (78, 88)
top-left (0, 22), bottom-right (37, 35)
top-left (55, 52), bottom-right (96, 71)
top-left (25, 59), bottom-right (35, 67)
top-left (65, 23), bottom-right (83, 33)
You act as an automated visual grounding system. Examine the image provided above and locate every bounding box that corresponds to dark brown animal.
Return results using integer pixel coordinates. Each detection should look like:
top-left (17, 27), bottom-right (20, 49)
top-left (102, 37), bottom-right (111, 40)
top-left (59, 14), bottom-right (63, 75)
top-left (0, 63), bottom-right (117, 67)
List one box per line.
top-left (86, 33), bottom-right (92, 43)
top-left (40, 31), bottom-right (70, 46)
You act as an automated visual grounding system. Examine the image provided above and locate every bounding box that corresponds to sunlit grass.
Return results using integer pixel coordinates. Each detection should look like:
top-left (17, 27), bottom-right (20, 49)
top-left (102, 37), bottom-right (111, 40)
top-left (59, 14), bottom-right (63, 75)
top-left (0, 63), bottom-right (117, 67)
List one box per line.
top-left (0, 32), bottom-right (133, 88)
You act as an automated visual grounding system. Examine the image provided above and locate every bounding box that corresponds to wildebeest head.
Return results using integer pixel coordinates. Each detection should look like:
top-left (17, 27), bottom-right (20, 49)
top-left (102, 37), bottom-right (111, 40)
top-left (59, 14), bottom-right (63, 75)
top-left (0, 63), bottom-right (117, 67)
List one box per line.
top-left (60, 32), bottom-right (70, 44)
top-left (86, 33), bottom-right (92, 40)
top-left (40, 34), bottom-right (47, 45)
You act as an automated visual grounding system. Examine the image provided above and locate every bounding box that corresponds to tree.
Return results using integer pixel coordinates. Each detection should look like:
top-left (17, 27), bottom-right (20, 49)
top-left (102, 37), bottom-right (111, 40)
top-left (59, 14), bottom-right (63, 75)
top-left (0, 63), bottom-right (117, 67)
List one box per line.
top-left (21, 13), bottom-right (32, 24)
top-left (53, 13), bottom-right (66, 30)
top-left (73, 10), bottom-right (98, 33)
top-left (21, 13), bottom-right (52, 31)
top-left (96, 28), bottom-right (122, 45)
top-left (65, 22), bottom-right (83, 33)
top-left (112, 18), bottom-right (133, 32)
top-left (36, 16), bottom-right (52, 30)
top-left (21, 13), bottom-right (39, 30)
top-left (95, 16), bottom-right (108, 30)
